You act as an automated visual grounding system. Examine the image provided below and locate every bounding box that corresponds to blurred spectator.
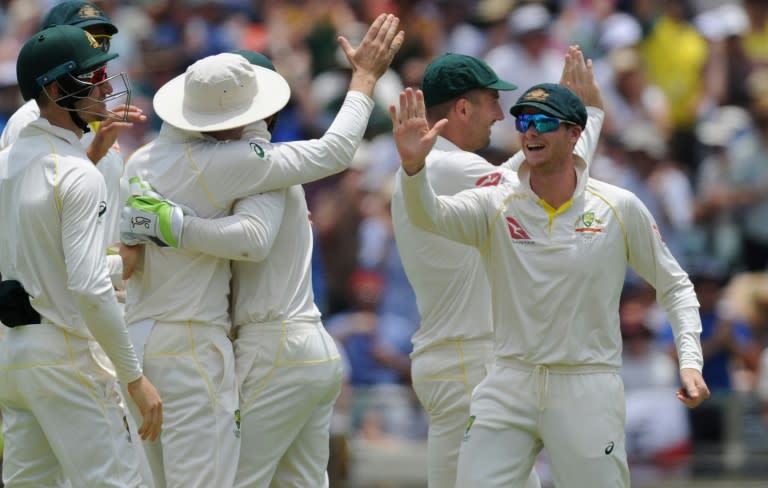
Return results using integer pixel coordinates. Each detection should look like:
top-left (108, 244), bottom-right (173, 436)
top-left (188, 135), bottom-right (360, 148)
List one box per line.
top-left (619, 287), bottom-right (690, 478)
top-left (638, 0), bottom-right (709, 172)
top-left (659, 262), bottom-right (757, 473)
top-left (326, 269), bottom-right (422, 441)
top-left (358, 176), bottom-right (420, 328)
top-left (484, 2), bottom-right (564, 151)
top-left (619, 120), bottom-right (694, 267)
top-left (601, 46), bottom-right (672, 140)
top-left (689, 105), bottom-right (752, 268)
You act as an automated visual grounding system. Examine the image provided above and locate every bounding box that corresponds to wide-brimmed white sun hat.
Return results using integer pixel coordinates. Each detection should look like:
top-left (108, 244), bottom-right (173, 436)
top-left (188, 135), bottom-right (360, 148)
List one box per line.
top-left (153, 52), bottom-right (290, 132)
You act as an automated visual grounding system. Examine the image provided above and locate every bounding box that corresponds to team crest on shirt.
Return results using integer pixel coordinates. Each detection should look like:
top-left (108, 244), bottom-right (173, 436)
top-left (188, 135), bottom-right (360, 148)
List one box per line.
top-left (233, 409), bottom-right (241, 438)
top-left (250, 142), bottom-right (265, 158)
top-left (574, 211), bottom-right (604, 242)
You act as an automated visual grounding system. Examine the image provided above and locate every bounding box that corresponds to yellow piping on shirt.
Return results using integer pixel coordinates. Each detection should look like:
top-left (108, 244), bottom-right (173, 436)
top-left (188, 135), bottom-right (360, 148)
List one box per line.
top-left (42, 135), bottom-right (63, 213)
top-left (586, 187), bottom-right (629, 259)
top-left (537, 197), bottom-right (572, 235)
top-left (184, 140), bottom-right (227, 210)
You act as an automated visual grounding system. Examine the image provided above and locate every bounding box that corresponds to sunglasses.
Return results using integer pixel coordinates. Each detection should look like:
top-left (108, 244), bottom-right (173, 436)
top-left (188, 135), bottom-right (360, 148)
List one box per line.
top-left (76, 65), bottom-right (108, 85)
top-left (515, 114), bottom-right (568, 133)
top-left (90, 34), bottom-right (112, 53)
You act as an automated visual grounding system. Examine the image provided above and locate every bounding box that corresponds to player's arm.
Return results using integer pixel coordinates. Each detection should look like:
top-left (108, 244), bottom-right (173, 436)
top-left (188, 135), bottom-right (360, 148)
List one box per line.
top-left (393, 88), bottom-right (490, 247)
top-left (623, 192), bottom-right (710, 408)
top-left (181, 191), bottom-right (286, 261)
top-left (60, 165), bottom-right (162, 439)
top-left (187, 14), bottom-right (404, 199)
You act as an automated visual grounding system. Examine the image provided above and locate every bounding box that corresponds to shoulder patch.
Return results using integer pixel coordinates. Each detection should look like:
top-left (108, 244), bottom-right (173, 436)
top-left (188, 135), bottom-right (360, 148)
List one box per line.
top-left (250, 142), bottom-right (265, 158)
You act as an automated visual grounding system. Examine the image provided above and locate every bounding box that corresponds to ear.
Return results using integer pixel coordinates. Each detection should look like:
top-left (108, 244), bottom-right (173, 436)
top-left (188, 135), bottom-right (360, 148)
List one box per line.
top-left (454, 98), bottom-right (470, 119)
top-left (568, 125), bottom-right (583, 145)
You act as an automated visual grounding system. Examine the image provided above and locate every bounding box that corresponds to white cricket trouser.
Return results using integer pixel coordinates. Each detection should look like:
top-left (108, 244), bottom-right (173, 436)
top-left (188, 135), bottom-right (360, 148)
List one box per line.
top-left (0, 323), bottom-right (152, 487)
top-left (412, 339), bottom-right (540, 488)
top-left (124, 321), bottom-right (240, 488)
top-left (233, 321), bottom-right (343, 488)
top-left (456, 359), bottom-right (629, 488)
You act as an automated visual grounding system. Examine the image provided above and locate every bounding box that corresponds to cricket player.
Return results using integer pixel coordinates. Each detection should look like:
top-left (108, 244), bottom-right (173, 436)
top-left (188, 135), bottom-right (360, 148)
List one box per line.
top-left (118, 14), bottom-right (403, 488)
top-left (0, 0), bottom-right (145, 288)
top-left (390, 48), bottom-right (605, 488)
top-left (0, 24), bottom-right (161, 487)
top-left (391, 85), bottom-right (709, 487)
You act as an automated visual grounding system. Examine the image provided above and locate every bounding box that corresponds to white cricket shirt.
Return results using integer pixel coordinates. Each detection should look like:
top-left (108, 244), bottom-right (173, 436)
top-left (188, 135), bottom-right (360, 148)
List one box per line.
top-left (0, 119), bottom-right (141, 382)
top-left (124, 91), bottom-right (374, 330)
top-left (401, 157), bottom-right (703, 370)
top-left (1, 100), bottom-right (127, 282)
top-left (392, 108), bottom-right (605, 355)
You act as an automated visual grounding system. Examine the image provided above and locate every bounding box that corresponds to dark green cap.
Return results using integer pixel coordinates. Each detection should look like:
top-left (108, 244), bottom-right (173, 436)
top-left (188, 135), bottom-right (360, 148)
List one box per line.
top-left (41, 1), bottom-right (118, 35)
top-left (17, 25), bottom-right (118, 101)
top-left (509, 83), bottom-right (587, 128)
top-left (421, 53), bottom-right (517, 108)
top-left (231, 49), bottom-right (276, 72)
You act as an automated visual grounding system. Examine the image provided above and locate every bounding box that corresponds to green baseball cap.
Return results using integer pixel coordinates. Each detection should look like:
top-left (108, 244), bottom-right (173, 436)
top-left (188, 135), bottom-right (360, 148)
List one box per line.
top-left (41, 1), bottom-right (118, 35)
top-left (421, 53), bottom-right (517, 108)
top-left (231, 49), bottom-right (276, 72)
top-left (16, 24), bottom-right (118, 101)
top-left (509, 83), bottom-right (587, 129)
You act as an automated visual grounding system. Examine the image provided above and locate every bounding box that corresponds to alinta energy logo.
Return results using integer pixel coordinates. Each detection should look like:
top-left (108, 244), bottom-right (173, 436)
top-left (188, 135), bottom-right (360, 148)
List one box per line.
top-left (506, 217), bottom-right (532, 243)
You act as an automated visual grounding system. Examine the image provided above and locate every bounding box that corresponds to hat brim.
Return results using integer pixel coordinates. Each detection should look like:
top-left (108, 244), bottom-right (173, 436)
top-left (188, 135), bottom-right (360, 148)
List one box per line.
top-left (152, 65), bottom-right (290, 132)
top-left (487, 79), bottom-right (518, 91)
top-left (510, 101), bottom-right (570, 121)
top-left (73, 18), bottom-right (118, 35)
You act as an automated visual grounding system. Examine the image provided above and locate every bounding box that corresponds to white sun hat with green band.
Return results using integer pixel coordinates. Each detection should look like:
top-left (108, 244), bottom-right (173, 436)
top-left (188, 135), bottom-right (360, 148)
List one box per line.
top-left (152, 52), bottom-right (291, 132)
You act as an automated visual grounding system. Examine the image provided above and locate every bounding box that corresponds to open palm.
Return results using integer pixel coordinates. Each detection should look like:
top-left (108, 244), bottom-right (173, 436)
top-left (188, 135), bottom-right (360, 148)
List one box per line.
top-left (389, 88), bottom-right (447, 176)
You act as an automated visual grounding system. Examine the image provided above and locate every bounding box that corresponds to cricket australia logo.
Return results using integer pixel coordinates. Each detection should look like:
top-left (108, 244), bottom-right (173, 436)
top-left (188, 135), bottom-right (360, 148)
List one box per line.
top-left (522, 88), bottom-right (549, 102)
top-left (233, 409), bottom-right (241, 438)
top-left (574, 211), bottom-right (604, 241)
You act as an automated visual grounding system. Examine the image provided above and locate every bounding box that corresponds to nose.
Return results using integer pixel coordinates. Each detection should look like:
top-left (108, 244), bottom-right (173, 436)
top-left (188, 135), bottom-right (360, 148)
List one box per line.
top-left (494, 102), bottom-right (505, 121)
top-left (99, 79), bottom-right (113, 96)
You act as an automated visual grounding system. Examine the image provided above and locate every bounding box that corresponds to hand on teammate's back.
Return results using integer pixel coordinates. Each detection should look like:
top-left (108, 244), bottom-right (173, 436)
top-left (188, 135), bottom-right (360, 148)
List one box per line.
top-left (127, 375), bottom-right (163, 441)
top-left (339, 13), bottom-right (404, 96)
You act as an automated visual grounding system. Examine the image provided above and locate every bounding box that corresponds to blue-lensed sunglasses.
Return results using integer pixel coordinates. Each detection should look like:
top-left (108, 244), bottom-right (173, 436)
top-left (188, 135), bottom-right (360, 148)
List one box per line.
top-left (515, 114), bottom-right (567, 133)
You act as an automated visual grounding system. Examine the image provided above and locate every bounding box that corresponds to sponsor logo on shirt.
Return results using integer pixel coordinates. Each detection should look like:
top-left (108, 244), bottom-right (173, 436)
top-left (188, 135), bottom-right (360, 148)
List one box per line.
top-left (475, 172), bottom-right (503, 187)
top-left (604, 440), bottom-right (615, 455)
top-left (506, 217), bottom-right (533, 243)
top-left (98, 201), bottom-right (107, 217)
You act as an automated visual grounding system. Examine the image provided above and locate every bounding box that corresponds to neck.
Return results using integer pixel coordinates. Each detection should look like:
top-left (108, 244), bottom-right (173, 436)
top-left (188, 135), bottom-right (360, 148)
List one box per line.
top-left (528, 162), bottom-right (577, 209)
top-left (39, 102), bottom-right (84, 138)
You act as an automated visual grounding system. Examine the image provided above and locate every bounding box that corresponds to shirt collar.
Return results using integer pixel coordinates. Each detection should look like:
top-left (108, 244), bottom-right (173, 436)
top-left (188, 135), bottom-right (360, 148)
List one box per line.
top-left (27, 118), bottom-right (86, 149)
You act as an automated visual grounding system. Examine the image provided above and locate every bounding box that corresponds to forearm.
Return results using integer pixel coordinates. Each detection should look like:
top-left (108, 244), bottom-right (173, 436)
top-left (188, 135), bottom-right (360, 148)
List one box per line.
top-left (75, 287), bottom-right (142, 383)
top-left (183, 216), bottom-right (272, 261)
top-left (667, 306), bottom-right (704, 371)
top-left (574, 107), bottom-right (605, 167)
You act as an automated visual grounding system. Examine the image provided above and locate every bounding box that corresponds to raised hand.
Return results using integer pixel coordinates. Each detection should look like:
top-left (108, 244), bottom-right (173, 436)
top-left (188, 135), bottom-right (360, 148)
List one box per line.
top-left (339, 13), bottom-right (404, 96)
top-left (87, 103), bottom-right (146, 164)
top-left (389, 88), bottom-right (447, 176)
top-left (559, 45), bottom-right (603, 110)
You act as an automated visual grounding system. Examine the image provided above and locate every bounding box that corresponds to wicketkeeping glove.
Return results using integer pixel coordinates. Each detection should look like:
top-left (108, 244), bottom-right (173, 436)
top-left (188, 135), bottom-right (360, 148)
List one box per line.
top-left (120, 195), bottom-right (188, 248)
